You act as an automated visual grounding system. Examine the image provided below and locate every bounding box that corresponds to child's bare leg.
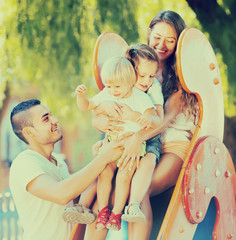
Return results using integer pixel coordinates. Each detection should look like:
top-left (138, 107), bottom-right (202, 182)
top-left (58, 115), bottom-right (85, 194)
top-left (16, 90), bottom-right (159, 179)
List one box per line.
top-left (128, 194), bottom-right (153, 240)
top-left (97, 162), bottom-right (116, 210)
top-left (96, 162), bottom-right (116, 230)
top-left (128, 152), bottom-right (183, 239)
top-left (79, 179), bottom-right (97, 208)
top-left (106, 164), bottom-right (136, 230)
top-left (113, 164), bottom-right (136, 214)
top-left (129, 153), bottom-right (156, 203)
top-left (122, 153), bottom-right (155, 222)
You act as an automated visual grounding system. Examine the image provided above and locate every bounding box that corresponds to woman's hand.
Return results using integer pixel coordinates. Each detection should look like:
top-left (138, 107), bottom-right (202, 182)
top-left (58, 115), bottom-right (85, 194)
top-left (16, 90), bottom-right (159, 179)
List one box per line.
top-left (117, 133), bottom-right (143, 171)
top-left (136, 114), bottom-right (153, 129)
top-left (98, 102), bottom-right (123, 119)
top-left (92, 113), bottom-right (124, 135)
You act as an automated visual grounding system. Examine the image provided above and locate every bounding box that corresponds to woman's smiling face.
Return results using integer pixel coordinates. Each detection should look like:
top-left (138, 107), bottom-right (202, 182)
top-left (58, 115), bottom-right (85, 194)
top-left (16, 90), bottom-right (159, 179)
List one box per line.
top-left (149, 22), bottom-right (177, 63)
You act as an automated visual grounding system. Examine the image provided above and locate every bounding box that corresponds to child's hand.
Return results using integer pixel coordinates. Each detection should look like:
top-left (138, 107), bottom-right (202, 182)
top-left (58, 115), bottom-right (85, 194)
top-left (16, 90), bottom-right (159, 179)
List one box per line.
top-left (75, 84), bottom-right (87, 95)
top-left (136, 115), bottom-right (152, 129)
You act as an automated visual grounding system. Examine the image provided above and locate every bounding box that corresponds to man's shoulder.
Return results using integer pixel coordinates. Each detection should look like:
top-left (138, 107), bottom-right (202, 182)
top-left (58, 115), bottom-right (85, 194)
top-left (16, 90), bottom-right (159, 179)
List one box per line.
top-left (13, 149), bottom-right (40, 161)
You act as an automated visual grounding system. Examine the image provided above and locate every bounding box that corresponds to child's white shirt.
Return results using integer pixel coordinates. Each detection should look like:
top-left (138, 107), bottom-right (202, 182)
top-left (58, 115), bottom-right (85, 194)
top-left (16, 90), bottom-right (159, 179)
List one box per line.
top-left (146, 77), bottom-right (164, 106)
top-left (92, 87), bottom-right (155, 114)
top-left (91, 87), bottom-right (155, 132)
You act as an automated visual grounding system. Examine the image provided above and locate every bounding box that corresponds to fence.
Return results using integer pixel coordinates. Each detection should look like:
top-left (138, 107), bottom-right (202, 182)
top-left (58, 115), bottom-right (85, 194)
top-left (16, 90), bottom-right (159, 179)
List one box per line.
top-left (0, 190), bottom-right (23, 240)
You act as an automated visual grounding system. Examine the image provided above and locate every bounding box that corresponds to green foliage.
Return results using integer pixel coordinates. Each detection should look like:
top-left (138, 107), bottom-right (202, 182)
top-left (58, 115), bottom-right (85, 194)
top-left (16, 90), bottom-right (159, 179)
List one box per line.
top-left (1, 0), bottom-right (235, 121)
top-left (1, 0), bottom-right (140, 124)
top-left (186, 0), bottom-right (236, 113)
top-left (95, 0), bottom-right (139, 43)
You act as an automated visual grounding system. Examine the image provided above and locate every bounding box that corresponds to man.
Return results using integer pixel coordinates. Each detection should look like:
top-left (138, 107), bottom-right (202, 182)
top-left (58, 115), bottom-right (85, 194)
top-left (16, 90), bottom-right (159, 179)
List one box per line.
top-left (9, 99), bottom-right (131, 240)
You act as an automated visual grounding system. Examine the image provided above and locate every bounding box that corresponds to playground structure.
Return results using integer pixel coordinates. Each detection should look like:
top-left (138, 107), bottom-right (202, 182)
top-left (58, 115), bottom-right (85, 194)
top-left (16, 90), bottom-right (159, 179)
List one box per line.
top-left (70, 28), bottom-right (236, 240)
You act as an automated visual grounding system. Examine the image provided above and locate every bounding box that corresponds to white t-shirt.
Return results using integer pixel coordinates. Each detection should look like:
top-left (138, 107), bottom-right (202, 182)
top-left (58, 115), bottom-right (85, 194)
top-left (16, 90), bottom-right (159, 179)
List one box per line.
top-left (146, 77), bottom-right (164, 106)
top-left (92, 87), bottom-right (155, 132)
top-left (9, 149), bottom-right (73, 240)
top-left (92, 87), bottom-right (155, 115)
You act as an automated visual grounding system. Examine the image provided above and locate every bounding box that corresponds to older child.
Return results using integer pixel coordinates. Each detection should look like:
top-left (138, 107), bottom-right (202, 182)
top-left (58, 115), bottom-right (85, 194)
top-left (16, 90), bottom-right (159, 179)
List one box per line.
top-left (75, 56), bottom-right (159, 231)
top-left (120, 43), bottom-right (164, 223)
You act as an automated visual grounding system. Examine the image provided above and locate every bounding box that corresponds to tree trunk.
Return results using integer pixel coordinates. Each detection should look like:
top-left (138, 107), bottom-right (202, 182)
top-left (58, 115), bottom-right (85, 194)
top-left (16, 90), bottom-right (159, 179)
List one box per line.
top-left (224, 116), bottom-right (236, 168)
top-left (0, 83), bottom-right (10, 192)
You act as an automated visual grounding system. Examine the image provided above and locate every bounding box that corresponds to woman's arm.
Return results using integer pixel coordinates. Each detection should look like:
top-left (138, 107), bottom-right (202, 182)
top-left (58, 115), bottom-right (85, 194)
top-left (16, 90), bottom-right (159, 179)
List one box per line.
top-left (136, 107), bottom-right (161, 130)
top-left (92, 111), bottom-right (124, 135)
top-left (118, 90), bottom-right (183, 170)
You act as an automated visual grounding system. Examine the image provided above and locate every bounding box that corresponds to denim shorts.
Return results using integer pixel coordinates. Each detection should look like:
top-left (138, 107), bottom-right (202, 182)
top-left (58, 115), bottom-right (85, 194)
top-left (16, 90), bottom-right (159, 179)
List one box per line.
top-left (146, 133), bottom-right (162, 163)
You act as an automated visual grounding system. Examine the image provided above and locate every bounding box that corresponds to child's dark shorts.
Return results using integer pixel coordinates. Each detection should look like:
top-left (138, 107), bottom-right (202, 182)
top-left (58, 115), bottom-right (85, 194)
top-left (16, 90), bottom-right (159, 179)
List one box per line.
top-left (146, 133), bottom-right (162, 163)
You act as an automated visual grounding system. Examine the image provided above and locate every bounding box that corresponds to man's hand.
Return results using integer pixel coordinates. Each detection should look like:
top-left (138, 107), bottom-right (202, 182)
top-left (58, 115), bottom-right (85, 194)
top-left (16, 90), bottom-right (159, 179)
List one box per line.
top-left (117, 133), bottom-right (143, 170)
top-left (99, 132), bottom-right (134, 164)
top-left (92, 140), bottom-right (103, 157)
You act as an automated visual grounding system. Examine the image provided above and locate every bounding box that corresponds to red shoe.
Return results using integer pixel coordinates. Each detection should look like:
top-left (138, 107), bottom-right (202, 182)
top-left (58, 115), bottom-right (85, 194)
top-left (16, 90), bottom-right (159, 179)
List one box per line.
top-left (106, 211), bottom-right (122, 231)
top-left (95, 206), bottom-right (110, 231)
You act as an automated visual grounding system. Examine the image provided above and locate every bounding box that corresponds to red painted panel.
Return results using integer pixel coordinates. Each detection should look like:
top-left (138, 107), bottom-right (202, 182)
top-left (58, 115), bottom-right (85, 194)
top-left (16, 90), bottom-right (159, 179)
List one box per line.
top-left (183, 136), bottom-right (236, 240)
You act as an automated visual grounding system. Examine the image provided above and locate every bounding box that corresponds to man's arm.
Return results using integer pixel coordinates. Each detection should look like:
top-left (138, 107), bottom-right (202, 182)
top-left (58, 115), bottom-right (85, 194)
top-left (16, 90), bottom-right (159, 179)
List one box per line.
top-left (27, 133), bottom-right (132, 205)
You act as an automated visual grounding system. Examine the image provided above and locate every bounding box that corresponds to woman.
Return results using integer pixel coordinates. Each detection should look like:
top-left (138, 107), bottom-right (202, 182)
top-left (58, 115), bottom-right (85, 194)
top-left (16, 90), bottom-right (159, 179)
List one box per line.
top-left (85, 10), bottom-right (198, 240)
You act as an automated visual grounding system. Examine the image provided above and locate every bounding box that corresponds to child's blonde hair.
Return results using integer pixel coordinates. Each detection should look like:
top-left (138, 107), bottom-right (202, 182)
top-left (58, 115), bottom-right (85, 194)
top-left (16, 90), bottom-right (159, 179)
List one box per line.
top-left (101, 56), bottom-right (136, 87)
top-left (125, 43), bottom-right (159, 72)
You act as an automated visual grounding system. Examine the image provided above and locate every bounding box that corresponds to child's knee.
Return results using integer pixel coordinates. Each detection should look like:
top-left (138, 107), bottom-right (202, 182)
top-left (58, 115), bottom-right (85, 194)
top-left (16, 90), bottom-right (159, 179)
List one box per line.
top-left (99, 165), bottom-right (115, 181)
top-left (141, 153), bottom-right (156, 170)
top-left (116, 168), bottom-right (134, 184)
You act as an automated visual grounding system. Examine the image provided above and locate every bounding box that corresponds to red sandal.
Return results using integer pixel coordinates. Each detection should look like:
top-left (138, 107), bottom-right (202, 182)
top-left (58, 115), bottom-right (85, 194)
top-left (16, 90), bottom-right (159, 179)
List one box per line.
top-left (95, 206), bottom-right (110, 231)
top-left (106, 211), bottom-right (122, 231)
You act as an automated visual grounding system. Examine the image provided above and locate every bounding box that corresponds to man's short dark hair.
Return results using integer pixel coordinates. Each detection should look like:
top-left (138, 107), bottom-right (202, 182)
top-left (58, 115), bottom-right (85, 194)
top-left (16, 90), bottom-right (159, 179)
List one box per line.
top-left (10, 99), bottom-right (41, 144)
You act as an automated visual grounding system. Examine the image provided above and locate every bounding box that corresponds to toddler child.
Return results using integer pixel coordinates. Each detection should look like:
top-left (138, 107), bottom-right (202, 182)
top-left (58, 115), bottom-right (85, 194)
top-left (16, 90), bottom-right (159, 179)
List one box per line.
top-left (121, 43), bottom-right (164, 222)
top-left (94, 44), bottom-right (164, 223)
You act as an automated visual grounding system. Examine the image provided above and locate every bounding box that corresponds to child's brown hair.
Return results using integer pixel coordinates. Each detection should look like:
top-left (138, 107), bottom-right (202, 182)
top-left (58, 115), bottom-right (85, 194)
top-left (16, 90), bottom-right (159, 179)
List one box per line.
top-left (125, 43), bottom-right (159, 73)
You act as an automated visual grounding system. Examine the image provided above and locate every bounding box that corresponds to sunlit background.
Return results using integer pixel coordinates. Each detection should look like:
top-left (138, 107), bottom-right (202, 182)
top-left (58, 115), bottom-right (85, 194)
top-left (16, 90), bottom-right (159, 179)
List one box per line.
top-left (0, 0), bottom-right (235, 239)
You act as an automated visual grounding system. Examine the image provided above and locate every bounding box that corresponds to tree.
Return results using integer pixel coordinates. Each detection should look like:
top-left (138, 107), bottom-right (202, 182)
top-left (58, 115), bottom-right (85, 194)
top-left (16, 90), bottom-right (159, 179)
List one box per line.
top-left (1, 0), bottom-right (139, 122)
top-left (0, 0), bottom-right (139, 172)
top-left (186, 0), bottom-right (236, 98)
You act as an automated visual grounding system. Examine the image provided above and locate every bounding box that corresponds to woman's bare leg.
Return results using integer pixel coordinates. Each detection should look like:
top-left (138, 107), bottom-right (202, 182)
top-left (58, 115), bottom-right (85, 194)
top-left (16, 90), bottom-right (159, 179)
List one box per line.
top-left (148, 153), bottom-right (183, 197)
